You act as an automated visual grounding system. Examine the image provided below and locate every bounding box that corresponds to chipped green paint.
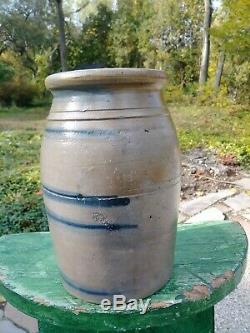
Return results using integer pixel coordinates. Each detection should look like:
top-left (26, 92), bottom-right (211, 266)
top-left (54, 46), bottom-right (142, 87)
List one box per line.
top-left (38, 307), bottom-right (214, 333)
top-left (0, 221), bottom-right (247, 332)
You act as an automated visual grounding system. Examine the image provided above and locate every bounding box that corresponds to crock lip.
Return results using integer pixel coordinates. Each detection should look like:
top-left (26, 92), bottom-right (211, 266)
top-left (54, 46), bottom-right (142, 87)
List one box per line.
top-left (45, 68), bottom-right (166, 90)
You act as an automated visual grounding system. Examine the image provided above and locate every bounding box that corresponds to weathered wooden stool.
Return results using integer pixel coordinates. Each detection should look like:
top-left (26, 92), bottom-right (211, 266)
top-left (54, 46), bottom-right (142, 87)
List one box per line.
top-left (0, 220), bottom-right (247, 333)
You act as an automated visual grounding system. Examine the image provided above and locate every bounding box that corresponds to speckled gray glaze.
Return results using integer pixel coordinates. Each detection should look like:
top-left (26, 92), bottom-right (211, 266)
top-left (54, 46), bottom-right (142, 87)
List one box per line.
top-left (41, 68), bottom-right (180, 303)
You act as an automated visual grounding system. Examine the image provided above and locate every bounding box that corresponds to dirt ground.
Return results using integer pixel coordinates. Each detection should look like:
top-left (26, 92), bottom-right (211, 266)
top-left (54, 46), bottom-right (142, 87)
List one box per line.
top-left (181, 147), bottom-right (246, 200)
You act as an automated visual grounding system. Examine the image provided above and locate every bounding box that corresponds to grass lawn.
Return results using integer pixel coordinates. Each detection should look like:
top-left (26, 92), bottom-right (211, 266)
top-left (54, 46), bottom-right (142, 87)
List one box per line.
top-left (0, 106), bottom-right (48, 130)
top-left (171, 104), bottom-right (250, 166)
top-left (0, 107), bottom-right (49, 235)
top-left (0, 104), bottom-right (249, 236)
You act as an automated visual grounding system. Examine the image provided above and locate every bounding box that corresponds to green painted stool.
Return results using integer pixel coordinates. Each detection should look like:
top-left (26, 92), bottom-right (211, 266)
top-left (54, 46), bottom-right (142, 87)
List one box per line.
top-left (0, 220), bottom-right (247, 333)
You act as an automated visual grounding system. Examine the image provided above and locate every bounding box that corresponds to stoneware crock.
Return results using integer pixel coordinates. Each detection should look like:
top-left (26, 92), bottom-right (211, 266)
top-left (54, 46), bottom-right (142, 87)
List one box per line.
top-left (41, 68), bottom-right (180, 304)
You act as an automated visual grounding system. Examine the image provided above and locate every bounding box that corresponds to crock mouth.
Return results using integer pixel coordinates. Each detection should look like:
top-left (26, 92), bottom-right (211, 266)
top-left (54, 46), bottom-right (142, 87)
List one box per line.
top-left (45, 68), bottom-right (166, 90)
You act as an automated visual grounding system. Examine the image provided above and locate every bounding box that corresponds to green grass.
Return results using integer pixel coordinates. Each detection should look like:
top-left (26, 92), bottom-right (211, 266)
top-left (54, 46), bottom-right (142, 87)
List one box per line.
top-left (170, 104), bottom-right (250, 167)
top-left (0, 107), bottom-right (49, 236)
top-left (0, 106), bottom-right (48, 130)
top-left (0, 104), bottom-right (249, 236)
top-left (0, 130), bottom-right (47, 236)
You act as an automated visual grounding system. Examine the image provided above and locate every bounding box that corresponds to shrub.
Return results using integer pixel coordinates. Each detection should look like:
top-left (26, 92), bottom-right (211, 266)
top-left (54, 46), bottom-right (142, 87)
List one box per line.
top-left (0, 79), bottom-right (38, 107)
top-left (163, 85), bottom-right (185, 104)
top-left (0, 61), bottom-right (14, 83)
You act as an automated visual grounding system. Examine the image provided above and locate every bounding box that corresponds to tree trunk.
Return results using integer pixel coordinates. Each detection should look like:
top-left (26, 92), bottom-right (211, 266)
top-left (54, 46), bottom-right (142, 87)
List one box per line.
top-left (214, 51), bottom-right (225, 91)
top-left (199, 0), bottom-right (213, 85)
top-left (55, 0), bottom-right (67, 71)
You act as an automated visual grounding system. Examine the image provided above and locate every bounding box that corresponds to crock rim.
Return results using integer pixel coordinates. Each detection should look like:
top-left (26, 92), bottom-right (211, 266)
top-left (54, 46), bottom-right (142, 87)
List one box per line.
top-left (45, 68), bottom-right (166, 90)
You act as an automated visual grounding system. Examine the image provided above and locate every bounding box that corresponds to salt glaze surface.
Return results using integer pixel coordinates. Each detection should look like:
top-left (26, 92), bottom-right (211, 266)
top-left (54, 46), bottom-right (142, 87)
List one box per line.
top-left (41, 68), bottom-right (180, 303)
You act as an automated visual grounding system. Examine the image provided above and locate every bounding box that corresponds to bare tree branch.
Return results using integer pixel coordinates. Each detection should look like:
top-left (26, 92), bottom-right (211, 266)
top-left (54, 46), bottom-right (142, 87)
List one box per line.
top-left (72, 1), bottom-right (89, 15)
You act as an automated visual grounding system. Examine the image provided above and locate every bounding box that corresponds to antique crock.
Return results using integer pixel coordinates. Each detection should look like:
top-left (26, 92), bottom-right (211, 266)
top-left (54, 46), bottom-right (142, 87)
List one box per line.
top-left (41, 68), bottom-right (180, 303)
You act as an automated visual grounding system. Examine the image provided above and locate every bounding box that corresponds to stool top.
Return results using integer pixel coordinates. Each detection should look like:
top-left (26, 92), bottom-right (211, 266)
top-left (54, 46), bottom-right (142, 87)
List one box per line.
top-left (0, 220), bottom-right (247, 332)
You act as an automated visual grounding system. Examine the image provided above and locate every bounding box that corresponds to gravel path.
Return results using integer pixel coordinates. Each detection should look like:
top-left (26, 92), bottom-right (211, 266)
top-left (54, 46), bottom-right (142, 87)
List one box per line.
top-left (215, 220), bottom-right (250, 333)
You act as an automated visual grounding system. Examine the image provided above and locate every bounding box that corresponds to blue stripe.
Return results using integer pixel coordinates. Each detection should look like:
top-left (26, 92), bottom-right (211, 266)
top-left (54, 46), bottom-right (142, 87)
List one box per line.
top-left (43, 185), bottom-right (130, 207)
top-left (45, 128), bottom-right (118, 137)
top-left (46, 209), bottom-right (137, 231)
top-left (61, 271), bottom-right (121, 296)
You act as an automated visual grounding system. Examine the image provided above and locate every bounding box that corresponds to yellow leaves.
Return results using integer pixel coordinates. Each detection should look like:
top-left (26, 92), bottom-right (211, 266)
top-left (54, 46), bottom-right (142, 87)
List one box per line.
top-left (212, 0), bottom-right (250, 55)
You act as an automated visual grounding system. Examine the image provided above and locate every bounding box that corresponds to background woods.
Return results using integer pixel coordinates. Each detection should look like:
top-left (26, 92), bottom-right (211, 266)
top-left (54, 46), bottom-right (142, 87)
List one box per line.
top-left (0, 0), bottom-right (249, 106)
top-left (0, 0), bottom-right (249, 236)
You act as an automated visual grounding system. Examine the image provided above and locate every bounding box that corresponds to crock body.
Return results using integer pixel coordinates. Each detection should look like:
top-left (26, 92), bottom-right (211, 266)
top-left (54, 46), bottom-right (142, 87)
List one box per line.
top-left (41, 68), bottom-right (180, 303)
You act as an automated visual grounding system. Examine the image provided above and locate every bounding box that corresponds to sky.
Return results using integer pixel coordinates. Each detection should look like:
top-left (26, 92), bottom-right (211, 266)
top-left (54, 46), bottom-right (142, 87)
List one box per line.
top-left (213, 0), bottom-right (221, 9)
top-left (112, 0), bottom-right (222, 11)
top-left (67, 0), bottom-right (222, 24)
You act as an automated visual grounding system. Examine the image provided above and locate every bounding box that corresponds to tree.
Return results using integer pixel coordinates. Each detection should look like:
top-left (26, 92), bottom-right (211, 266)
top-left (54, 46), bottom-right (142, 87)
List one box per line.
top-left (214, 50), bottom-right (225, 90)
top-left (199, 0), bottom-right (213, 85)
top-left (211, 0), bottom-right (250, 100)
top-left (0, 0), bottom-right (55, 76)
top-left (0, 61), bottom-right (14, 83)
top-left (108, 0), bottom-right (145, 67)
top-left (68, 0), bottom-right (112, 21)
top-left (55, 0), bottom-right (67, 71)
top-left (212, 0), bottom-right (250, 57)
top-left (108, 0), bottom-right (204, 88)
top-left (138, 0), bottom-right (203, 86)
top-left (67, 4), bottom-right (113, 67)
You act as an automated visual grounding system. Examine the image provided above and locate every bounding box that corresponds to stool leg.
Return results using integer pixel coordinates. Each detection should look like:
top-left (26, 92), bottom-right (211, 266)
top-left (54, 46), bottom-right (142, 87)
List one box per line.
top-left (39, 307), bottom-right (214, 333)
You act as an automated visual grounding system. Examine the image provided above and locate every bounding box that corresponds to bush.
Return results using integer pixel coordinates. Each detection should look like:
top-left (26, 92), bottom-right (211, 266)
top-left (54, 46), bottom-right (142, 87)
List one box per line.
top-left (163, 85), bottom-right (186, 104)
top-left (0, 61), bottom-right (14, 83)
top-left (0, 79), bottom-right (38, 107)
top-left (163, 81), bottom-right (245, 109)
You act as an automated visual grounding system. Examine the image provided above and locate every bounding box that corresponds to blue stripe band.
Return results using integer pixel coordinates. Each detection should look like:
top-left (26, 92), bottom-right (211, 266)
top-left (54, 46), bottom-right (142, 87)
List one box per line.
top-left (43, 185), bottom-right (130, 207)
top-left (46, 208), bottom-right (137, 231)
top-left (61, 271), bottom-right (121, 296)
top-left (45, 128), bottom-right (118, 137)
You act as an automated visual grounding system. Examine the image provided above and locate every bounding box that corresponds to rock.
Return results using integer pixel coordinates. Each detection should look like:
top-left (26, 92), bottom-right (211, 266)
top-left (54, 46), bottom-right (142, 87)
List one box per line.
top-left (4, 303), bottom-right (38, 333)
top-left (234, 178), bottom-right (250, 190)
top-left (180, 189), bottom-right (235, 216)
top-left (178, 213), bottom-right (188, 223)
top-left (185, 207), bottom-right (225, 224)
top-left (190, 167), bottom-right (197, 174)
top-left (225, 167), bottom-right (236, 177)
top-left (211, 165), bottom-right (230, 177)
top-left (224, 193), bottom-right (250, 211)
top-left (0, 320), bottom-right (26, 333)
top-left (243, 213), bottom-right (250, 221)
top-left (195, 167), bottom-right (206, 176)
top-left (220, 154), bottom-right (239, 166)
top-left (242, 212), bottom-right (250, 221)
top-left (209, 168), bottom-right (215, 175)
top-left (214, 202), bottom-right (232, 214)
top-left (181, 183), bottom-right (190, 191)
top-left (195, 191), bottom-right (205, 197)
